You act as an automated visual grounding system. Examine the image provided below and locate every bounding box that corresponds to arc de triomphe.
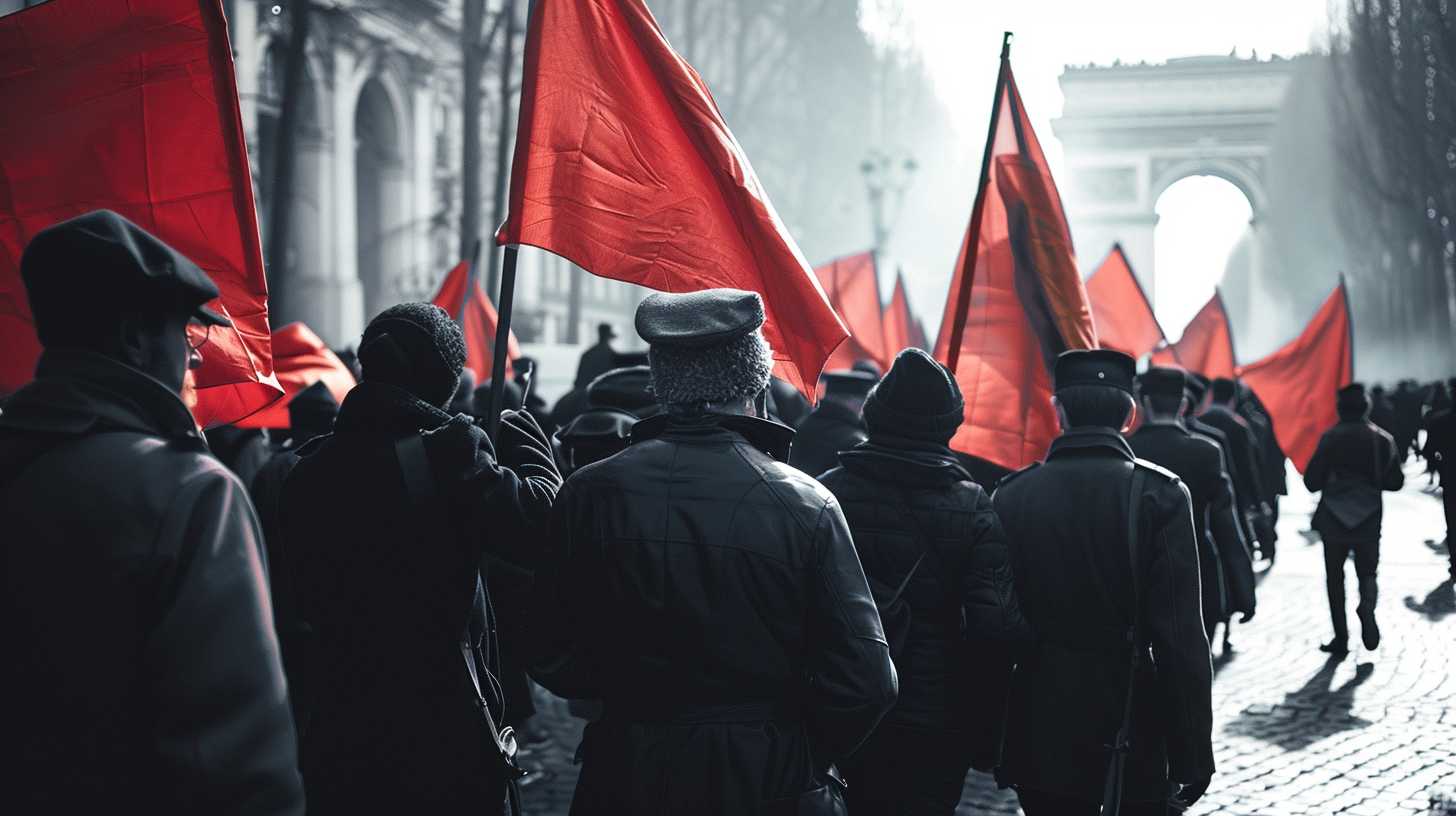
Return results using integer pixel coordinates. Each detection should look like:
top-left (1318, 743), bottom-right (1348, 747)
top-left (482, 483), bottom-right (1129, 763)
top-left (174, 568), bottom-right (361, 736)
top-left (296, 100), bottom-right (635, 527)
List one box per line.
top-left (1053, 55), bottom-right (1301, 304)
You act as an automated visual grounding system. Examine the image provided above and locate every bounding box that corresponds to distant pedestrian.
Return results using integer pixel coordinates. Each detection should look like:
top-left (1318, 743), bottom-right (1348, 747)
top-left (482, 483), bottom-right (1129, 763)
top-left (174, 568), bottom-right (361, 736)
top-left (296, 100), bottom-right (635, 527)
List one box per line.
top-left (0, 210), bottom-right (303, 815)
top-left (1304, 383), bottom-right (1405, 655)
top-left (993, 350), bottom-right (1213, 816)
top-left (820, 348), bottom-right (1030, 816)
top-left (1420, 377), bottom-right (1456, 581)
top-left (1201, 378), bottom-right (1274, 561)
top-left (790, 369), bottom-right (876, 478)
top-left (532, 289), bottom-right (896, 815)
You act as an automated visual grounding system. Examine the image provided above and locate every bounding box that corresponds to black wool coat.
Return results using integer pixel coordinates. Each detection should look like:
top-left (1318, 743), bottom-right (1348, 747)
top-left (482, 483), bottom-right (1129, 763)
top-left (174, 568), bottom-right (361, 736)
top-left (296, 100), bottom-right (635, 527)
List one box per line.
top-left (789, 399), bottom-right (867, 479)
top-left (1305, 420), bottom-right (1404, 541)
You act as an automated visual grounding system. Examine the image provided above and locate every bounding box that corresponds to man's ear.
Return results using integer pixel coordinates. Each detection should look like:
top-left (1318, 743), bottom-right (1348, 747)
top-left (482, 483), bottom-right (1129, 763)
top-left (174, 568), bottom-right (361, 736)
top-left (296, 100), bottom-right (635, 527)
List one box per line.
top-left (1052, 395), bottom-right (1070, 432)
top-left (1121, 399), bottom-right (1138, 434)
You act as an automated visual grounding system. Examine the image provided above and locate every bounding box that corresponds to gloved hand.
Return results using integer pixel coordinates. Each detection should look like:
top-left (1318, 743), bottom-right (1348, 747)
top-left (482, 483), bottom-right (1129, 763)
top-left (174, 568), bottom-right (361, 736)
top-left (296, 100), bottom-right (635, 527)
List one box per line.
top-left (1169, 775), bottom-right (1211, 811)
top-left (497, 408), bottom-right (561, 495)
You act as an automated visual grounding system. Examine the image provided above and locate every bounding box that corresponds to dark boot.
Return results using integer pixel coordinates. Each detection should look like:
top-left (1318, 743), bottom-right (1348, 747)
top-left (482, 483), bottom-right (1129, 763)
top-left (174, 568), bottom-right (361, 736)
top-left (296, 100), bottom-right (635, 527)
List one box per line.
top-left (1325, 567), bottom-right (1349, 651)
top-left (1356, 577), bottom-right (1380, 650)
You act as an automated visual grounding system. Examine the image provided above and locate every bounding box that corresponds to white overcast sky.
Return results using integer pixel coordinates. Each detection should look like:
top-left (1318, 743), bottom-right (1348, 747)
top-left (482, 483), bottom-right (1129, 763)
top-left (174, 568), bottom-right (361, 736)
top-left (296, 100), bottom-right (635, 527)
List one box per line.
top-left (858, 0), bottom-right (1337, 337)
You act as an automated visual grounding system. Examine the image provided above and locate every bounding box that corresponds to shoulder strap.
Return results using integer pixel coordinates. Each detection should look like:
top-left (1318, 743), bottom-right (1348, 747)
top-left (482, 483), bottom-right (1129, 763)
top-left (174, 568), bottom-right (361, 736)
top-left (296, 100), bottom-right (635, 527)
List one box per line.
top-left (885, 487), bottom-right (940, 606)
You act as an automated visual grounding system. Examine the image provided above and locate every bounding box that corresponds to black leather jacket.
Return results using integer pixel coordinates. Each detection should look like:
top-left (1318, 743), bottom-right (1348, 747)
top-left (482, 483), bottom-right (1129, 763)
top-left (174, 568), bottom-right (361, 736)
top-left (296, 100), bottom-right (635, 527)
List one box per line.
top-left (992, 428), bottom-right (1213, 802)
top-left (0, 351), bottom-right (303, 815)
top-left (1305, 420), bottom-right (1404, 540)
top-left (819, 438), bottom-right (1028, 767)
top-left (532, 411), bottom-right (896, 816)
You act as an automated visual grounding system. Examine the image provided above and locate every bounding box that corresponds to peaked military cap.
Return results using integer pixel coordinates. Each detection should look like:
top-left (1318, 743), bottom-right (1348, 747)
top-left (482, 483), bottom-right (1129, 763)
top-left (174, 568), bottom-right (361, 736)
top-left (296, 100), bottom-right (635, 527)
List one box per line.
top-left (1053, 348), bottom-right (1136, 394)
top-left (21, 209), bottom-right (230, 339)
top-left (635, 288), bottom-right (765, 348)
top-left (1137, 366), bottom-right (1188, 398)
top-left (821, 369), bottom-right (877, 398)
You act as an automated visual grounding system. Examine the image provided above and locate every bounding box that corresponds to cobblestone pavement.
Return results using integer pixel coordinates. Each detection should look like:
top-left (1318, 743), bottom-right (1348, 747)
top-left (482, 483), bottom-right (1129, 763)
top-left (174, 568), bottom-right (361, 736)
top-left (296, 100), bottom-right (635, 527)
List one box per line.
top-left (518, 460), bottom-right (1456, 815)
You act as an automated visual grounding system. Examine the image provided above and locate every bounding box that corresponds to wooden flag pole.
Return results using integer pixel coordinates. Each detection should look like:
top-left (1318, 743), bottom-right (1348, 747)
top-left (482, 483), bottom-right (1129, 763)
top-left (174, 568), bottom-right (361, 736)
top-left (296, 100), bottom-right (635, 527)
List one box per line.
top-left (943, 31), bottom-right (1013, 374)
top-left (485, 245), bottom-right (519, 442)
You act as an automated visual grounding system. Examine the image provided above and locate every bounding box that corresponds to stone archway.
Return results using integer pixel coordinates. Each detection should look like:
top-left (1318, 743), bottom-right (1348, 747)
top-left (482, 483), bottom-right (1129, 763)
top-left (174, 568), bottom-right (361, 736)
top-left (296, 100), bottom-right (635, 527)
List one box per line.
top-left (1053, 55), bottom-right (1300, 304)
top-left (354, 76), bottom-right (408, 323)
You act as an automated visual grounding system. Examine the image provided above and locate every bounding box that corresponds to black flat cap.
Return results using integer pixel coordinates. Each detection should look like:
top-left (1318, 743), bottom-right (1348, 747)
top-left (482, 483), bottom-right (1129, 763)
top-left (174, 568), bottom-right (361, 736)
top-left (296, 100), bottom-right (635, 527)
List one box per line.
top-left (635, 288), bottom-right (765, 348)
top-left (821, 369), bottom-right (878, 398)
top-left (21, 210), bottom-right (229, 343)
top-left (586, 365), bottom-right (658, 417)
top-left (1185, 371), bottom-right (1210, 403)
top-left (1137, 366), bottom-right (1187, 398)
top-left (1337, 382), bottom-right (1368, 408)
top-left (1054, 349), bottom-right (1136, 394)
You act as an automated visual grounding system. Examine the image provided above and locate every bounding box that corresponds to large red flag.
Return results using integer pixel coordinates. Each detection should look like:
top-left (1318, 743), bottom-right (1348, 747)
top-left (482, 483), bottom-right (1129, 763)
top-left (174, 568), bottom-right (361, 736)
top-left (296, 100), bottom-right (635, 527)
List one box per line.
top-left (432, 259), bottom-right (520, 383)
top-left (236, 322), bottom-right (356, 429)
top-left (933, 40), bottom-right (1097, 471)
top-left (816, 251), bottom-right (886, 371)
top-left (494, 0), bottom-right (846, 395)
top-left (1237, 282), bottom-right (1353, 472)
top-left (882, 269), bottom-right (923, 355)
top-left (0, 0), bottom-right (280, 425)
top-left (1161, 290), bottom-right (1237, 378)
top-left (1086, 244), bottom-right (1164, 358)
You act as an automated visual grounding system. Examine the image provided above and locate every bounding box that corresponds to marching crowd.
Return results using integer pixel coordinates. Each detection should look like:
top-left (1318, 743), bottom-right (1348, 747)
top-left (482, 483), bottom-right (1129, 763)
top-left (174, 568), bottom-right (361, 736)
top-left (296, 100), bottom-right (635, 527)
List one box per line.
top-left (3, 211), bottom-right (1455, 815)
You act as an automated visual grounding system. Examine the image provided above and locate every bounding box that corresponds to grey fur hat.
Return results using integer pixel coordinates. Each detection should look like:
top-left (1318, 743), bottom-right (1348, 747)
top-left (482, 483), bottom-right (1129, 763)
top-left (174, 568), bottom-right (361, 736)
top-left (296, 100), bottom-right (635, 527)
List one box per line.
top-left (647, 329), bottom-right (773, 406)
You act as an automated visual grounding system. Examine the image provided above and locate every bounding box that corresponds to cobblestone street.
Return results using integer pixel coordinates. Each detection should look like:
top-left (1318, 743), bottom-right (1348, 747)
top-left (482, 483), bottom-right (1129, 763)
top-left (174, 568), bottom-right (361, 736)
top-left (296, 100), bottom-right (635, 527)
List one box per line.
top-left (518, 460), bottom-right (1456, 815)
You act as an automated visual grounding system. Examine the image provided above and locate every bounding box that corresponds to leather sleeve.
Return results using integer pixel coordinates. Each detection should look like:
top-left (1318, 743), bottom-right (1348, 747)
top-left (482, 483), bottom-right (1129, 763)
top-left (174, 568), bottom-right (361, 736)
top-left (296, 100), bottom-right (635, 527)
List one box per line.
top-left (961, 488), bottom-right (1033, 643)
top-left (145, 470), bottom-right (304, 816)
top-left (1144, 477), bottom-right (1215, 783)
top-left (525, 481), bottom-right (600, 700)
top-left (804, 496), bottom-right (898, 764)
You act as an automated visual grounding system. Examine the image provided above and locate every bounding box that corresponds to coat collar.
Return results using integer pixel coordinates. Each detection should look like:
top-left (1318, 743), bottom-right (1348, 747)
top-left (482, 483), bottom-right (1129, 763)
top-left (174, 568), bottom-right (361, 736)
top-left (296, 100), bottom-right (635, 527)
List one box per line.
top-left (0, 349), bottom-right (203, 443)
top-left (836, 438), bottom-right (973, 487)
top-left (333, 381), bottom-right (458, 436)
top-left (630, 411), bottom-right (795, 462)
top-left (1046, 426), bottom-right (1136, 462)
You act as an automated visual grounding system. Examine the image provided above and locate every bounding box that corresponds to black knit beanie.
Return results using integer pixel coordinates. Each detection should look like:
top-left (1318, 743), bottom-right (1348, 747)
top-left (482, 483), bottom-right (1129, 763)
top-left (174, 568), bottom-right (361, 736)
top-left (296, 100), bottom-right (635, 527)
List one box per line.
top-left (358, 303), bottom-right (466, 409)
top-left (861, 348), bottom-right (964, 443)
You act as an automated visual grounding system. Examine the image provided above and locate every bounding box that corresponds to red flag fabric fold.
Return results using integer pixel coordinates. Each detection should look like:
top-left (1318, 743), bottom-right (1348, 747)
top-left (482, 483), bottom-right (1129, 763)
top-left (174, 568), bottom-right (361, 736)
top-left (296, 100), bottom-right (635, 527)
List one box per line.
top-left (882, 269), bottom-right (923, 356)
top-left (431, 260), bottom-right (520, 383)
top-left (0, 0), bottom-right (281, 425)
top-left (1237, 282), bottom-right (1353, 472)
top-left (815, 251), bottom-right (886, 371)
top-left (236, 322), bottom-right (356, 429)
top-left (933, 53), bottom-right (1097, 471)
top-left (1163, 291), bottom-right (1237, 379)
top-left (1086, 244), bottom-right (1164, 358)
top-left (494, 0), bottom-right (846, 395)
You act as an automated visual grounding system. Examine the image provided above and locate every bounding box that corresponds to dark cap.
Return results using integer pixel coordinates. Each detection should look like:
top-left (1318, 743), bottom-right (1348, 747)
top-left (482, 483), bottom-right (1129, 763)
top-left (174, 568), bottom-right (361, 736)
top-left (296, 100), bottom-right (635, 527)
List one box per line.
top-left (1184, 371), bottom-right (1210, 403)
top-left (586, 365), bottom-right (658, 417)
top-left (1337, 382), bottom-right (1367, 406)
top-left (20, 210), bottom-right (229, 345)
top-left (635, 288), bottom-right (766, 348)
top-left (850, 359), bottom-right (883, 380)
top-left (1054, 349), bottom-right (1136, 394)
top-left (821, 369), bottom-right (877, 398)
top-left (1137, 366), bottom-right (1187, 398)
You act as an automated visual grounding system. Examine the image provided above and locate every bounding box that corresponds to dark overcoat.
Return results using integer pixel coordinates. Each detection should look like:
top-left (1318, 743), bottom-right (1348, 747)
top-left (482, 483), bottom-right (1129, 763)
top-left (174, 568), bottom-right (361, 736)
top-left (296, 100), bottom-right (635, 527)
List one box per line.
top-left (790, 399), bottom-right (867, 478)
top-left (1304, 420), bottom-right (1404, 541)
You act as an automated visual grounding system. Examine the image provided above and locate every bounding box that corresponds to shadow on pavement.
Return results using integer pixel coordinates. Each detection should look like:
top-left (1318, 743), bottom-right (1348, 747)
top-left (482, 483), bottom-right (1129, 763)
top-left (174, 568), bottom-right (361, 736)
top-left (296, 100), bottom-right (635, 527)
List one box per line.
top-left (1224, 657), bottom-right (1375, 752)
top-left (1404, 580), bottom-right (1456, 622)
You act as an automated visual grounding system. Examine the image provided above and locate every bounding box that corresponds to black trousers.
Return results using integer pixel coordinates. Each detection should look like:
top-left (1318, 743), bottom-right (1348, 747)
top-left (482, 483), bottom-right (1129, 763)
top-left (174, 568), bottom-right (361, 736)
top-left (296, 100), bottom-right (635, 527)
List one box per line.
top-left (1017, 788), bottom-right (1169, 815)
top-left (841, 724), bottom-right (973, 816)
top-left (1323, 537), bottom-right (1380, 640)
top-left (1443, 486), bottom-right (1455, 578)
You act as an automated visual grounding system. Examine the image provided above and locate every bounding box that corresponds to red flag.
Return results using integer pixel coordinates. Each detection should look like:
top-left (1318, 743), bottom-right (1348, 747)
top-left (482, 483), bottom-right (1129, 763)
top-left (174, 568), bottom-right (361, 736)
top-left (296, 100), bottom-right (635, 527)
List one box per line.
top-left (1237, 282), bottom-right (1353, 472)
top-left (882, 269), bottom-right (923, 355)
top-left (933, 41), bottom-right (1097, 471)
top-left (432, 260), bottom-right (520, 382)
top-left (815, 251), bottom-right (886, 371)
top-left (1086, 244), bottom-right (1164, 358)
top-left (494, 0), bottom-right (846, 395)
top-left (235, 322), bottom-right (356, 429)
top-left (1162, 291), bottom-right (1237, 379)
top-left (0, 0), bottom-right (281, 425)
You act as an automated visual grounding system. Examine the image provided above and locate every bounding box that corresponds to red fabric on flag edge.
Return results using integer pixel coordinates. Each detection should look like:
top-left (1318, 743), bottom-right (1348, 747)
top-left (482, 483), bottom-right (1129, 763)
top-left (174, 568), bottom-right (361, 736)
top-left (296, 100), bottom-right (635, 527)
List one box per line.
top-left (235, 321), bottom-right (356, 429)
top-left (1086, 243), bottom-right (1165, 358)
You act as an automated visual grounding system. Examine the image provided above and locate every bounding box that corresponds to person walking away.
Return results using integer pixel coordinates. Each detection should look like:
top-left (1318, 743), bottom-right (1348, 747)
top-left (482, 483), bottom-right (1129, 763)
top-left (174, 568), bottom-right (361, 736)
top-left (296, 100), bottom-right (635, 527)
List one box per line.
top-left (1420, 378), bottom-right (1456, 582)
top-left (1200, 378), bottom-right (1275, 561)
top-left (1305, 384), bottom-right (1406, 655)
top-left (280, 303), bottom-right (562, 815)
top-left (993, 350), bottom-right (1213, 816)
top-left (532, 289), bottom-right (897, 815)
top-left (818, 349), bottom-right (1030, 816)
top-left (1128, 368), bottom-right (1256, 646)
top-left (790, 368), bottom-right (877, 478)
top-left (0, 210), bottom-right (303, 814)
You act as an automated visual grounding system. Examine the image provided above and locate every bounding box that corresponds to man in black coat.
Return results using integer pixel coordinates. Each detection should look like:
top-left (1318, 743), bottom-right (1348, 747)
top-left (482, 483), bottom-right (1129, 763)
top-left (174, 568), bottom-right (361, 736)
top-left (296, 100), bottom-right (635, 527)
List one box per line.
top-left (820, 349), bottom-right (1029, 816)
top-left (1201, 378), bottom-right (1274, 560)
top-left (0, 210), bottom-right (303, 814)
top-left (1305, 384), bottom-right (1406, 655)
top-left (1186, 375), bottom-right (1259, 556)
top-left (1420, 377), bottom-right (1456, 580)
top-left (789, 368), bottom-right (877, 478)
top-left (1129, 368), bottom-right (1256, 644)
top-left (280, 302), bottom-right (561, 815)
top-left (993, 350), bottom-right (1213, 816)
top-left (532, 289), bottom-right (897, 816)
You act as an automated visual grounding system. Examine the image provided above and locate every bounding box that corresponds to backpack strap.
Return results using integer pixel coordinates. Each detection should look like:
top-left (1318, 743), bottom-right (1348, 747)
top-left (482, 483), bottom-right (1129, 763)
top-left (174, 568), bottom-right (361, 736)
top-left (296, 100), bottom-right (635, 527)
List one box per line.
top-left (884, 487), bottom-right (941, 606)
